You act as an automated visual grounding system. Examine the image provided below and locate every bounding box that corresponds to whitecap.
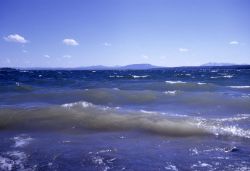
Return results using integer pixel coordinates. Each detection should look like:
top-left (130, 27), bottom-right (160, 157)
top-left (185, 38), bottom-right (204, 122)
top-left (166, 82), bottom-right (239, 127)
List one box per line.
top-left (191, 161), bottom-right (212, 169)
top-left (140, 110), bottom-right (156, 114)
top-left (223, 75), bottom-right (233, 78)
top-left (189, 147), bottom-right (199, 155)
top-left (164, 91), bottom-right (177, 95)
top-left (214, 116), bottom-right (249, 122)
top-left (206, 125), bottom-right (250, 139)
top-left (165, 81), bottom-right (186, 84)
top-left (62, 101), bottom-right (93, 108)
top-left (165, 162), bottom-right (178, 171)
top-left (197, 82), bottom-right (207, 85)
top-left (210, 76), bottom-right (220, 79)
top-left (228, 86), bottom-right (250, 89)
top-left (132, 75), bottom-right (149, 78)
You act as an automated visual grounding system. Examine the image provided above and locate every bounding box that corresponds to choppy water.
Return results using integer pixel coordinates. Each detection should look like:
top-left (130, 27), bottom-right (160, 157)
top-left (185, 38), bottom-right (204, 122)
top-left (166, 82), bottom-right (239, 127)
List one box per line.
top-left (0, 67), bottom-right (250, 171)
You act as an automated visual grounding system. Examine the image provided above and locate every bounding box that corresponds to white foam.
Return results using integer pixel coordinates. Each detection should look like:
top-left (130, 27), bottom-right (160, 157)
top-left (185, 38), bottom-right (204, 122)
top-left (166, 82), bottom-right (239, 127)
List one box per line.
top-left (12, 135), bottom-right (33, 148)
top-left (165, 81), bottom-right (186, 84)
top-left (62, 101), bottom-right (93, 108)
top-left (189, 147), bottom-right (199, 155)
top-left (0, 151), bottom-right (28, 171)
top-left (207, 125), bottom-right (250, 139)
top-left (223, 75), bottom-right (233, 78)
top-left (96, 149), bottom-right (112, 154)
top-left (92, 156), bottom-right (104, 165)
top-left (164, 91), bottom-right (177, 95)
top-left (210, 76), bottom-right (219, 79)
top-left (109, 75), bottom-right (124, 78)
top-left (228, 86), bottom-right (250, 89)
top-left (220, 126), bottom-right (250, 138)
top-left (191, 161), bottom-right (212, 169)
top-left (195, 117), bottom-right (250, 139)
top-left (214, 116), bottom-right (249, 122)
top-left (140, 110), bottom-right (157, 114)
top-left (132, 75), bottom-right (149, 78)
top-left (197, 82), bottom-right (207, 85)
top-left (0, 156), bottom-right (13, 171)
top-left (165, 162), bottom-right (178, 171)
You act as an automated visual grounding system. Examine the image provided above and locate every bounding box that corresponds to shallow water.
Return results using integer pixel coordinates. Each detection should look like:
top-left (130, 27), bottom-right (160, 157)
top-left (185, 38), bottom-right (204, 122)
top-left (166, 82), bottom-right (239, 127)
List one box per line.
top-left (0, 67), bottom-right (250, 170)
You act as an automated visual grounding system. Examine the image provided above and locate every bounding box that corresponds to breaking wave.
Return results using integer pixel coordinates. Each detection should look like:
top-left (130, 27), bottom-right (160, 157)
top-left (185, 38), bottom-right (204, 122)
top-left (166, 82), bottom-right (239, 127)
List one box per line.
top-left (0, 101), bottom-right (250, 139)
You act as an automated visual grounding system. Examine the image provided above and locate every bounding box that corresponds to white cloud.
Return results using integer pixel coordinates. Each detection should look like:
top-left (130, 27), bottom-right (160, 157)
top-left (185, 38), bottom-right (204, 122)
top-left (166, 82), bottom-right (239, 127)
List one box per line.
top-left (229, 41), bottom-right (239, 45)
top-left (44, 54), bottom-right (50, 58)
top-left (4, 34), bottom-right (28, 43)
top-left (179, 48), bottom-right (189, 52)
top-left (63, 55), bottom-right (72, 58)
top-left (142, 55), bottom-right (149, 59)
top-left (62, 39), bottom-right (79, 46)
top-left (103, 42), bottom-right (111, 46)
top-left (160, 56), bottom-right (166, 59)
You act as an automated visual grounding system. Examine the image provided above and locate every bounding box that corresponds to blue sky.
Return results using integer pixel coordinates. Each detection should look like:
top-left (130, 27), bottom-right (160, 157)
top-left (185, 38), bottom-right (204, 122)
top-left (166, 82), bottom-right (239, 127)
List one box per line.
top-left (0, 0), bottom-right (249, 67)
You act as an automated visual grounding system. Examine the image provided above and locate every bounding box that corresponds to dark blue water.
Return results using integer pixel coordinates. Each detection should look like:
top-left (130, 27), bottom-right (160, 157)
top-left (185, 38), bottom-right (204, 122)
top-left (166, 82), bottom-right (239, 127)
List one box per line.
top-left (0, 67), bottom-right (250, 170)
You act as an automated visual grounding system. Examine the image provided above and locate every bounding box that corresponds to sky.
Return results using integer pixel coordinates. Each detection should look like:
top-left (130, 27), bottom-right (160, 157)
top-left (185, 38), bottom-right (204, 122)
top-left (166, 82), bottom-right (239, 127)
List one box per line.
top-left (0, 0), bottom-right (250, 67)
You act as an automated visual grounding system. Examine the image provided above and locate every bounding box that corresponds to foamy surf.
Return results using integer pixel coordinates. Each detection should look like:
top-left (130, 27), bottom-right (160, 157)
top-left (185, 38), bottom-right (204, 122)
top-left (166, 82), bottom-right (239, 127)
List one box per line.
top-left (0, 151), bottom-right (29, 171)
top-left (12, 134), bottom-right (33, 148)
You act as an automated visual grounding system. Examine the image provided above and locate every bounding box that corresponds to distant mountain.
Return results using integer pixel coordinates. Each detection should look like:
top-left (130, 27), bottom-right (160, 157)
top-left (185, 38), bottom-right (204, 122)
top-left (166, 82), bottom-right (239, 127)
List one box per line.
top-left (201, 62), bottom-right (237, 66)
top-left (119, 64), bottom-right (160, 70)
top-left (76, 64), bottom-right (162, 70)
top-left (0, 67), bottom-right (18, 71)
top-left (76, 65), bottom-right (116, 70)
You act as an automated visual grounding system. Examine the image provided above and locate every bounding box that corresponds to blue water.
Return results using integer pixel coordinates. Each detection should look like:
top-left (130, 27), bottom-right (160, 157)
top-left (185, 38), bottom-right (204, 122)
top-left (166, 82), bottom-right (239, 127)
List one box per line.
top-left (0, 67), bottom-right (250, 170)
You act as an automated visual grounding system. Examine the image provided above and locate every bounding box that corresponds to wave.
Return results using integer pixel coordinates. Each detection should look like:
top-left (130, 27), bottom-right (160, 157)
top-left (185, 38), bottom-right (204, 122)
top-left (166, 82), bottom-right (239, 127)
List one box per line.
top-left (164, 81), bottom-right (219, 91)
top-left (2, 88), bottom-right (250, 113)
top-left (195, 115), bottom-right (250, 139)
top-left (1, 101), bottom-right (250, 139)
top-left (0, 101), bottom-right (208, 137)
